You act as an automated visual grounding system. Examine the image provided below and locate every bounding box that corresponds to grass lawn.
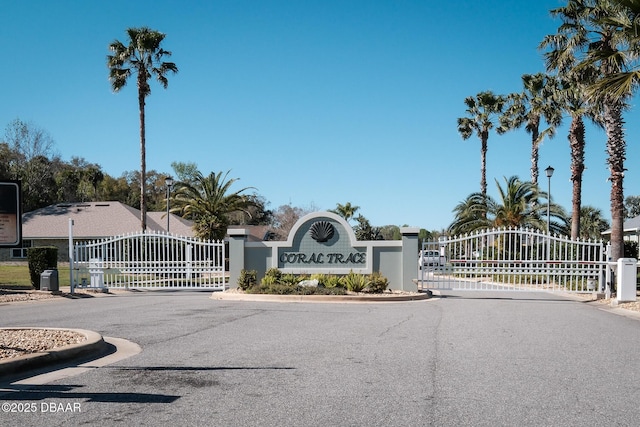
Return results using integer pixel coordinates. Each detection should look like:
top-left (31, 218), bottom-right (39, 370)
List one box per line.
top-left (0, 264), bottom-right (70, 289)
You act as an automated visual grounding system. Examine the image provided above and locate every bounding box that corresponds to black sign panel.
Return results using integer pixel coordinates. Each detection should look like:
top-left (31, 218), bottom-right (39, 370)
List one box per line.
top-left (0, 181), bottom-right (21, 247)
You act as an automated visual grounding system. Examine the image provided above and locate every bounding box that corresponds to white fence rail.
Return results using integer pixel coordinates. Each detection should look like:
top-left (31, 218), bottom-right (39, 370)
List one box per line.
top-left (72, 231), bottom-right (226, 290)
top-left (419, 227), bottom-right (606, 292)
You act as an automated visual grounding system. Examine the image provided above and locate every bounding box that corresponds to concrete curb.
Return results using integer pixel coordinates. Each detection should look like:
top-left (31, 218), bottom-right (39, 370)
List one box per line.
top-left (211, 290), bottom-right (433, 303)
top-left (0, 327), bottom-right (107, 378)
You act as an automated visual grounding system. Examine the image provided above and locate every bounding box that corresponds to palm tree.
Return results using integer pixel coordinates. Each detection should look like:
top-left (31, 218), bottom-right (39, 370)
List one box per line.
top-left (448, 176), bottom-right (568, 236)
top-left (107, 27), bottom-right (178, 231)
top-left (171, 170), bottom-right (256, 241)
top-left (550, 70), bottom-right (603, 240)
top-left (501, 73), bottom-right (563, 186)
top-left (457, 91), bottom-right (507, 196)
top-left (540, 0), bottom-right (629, 259)
top-left (330, 202), bottom-right (360, 223)
top-left (579, 205), bottom-right (610, 240)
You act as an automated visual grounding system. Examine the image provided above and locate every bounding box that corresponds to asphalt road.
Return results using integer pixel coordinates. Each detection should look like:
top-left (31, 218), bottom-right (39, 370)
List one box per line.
top-left (1, 291), bottom-right (640, 426)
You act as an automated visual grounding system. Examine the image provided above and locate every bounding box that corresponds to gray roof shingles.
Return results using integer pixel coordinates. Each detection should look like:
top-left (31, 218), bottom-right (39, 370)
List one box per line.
top-left (22, 202), bottom-right (194, 239)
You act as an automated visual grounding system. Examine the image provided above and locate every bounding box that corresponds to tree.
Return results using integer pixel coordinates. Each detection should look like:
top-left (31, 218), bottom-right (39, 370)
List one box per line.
top-left (579, 205), bottom-right (610, 240)
top-left (457, 91), bottom-right (507, 196)
top-left (228, 194), bottom-right (272, 226)
top-left (624, 195), bottom-right (640, 218)
top-left (353, 215), bottom-right (381, 240)
top-left (448, 176), bottom-right (568, 236)
top-left (3, 119), bottom-right (59, 211)
top-left (171, 170), bottom-right (255, 241)
top-left (330, 202), bottom-right (360, 223)
top-left (541, 0), bottom-right (629, 259)
top-left (266, 204), bottom-right (318, 241)
top-left (107, 27), bottom-right (178, 231)
top-left (379, 225), bottom-right (401, 240)
top-left (55, 157), bottom-right (104, 202)
top-left (501, 73), bottom-right (562, 186)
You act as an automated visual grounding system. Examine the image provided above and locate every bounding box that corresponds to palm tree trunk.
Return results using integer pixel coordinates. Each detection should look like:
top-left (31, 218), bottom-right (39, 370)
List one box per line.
top-left (138, 89), bottom-right (147, 231)
top-left (530, 118), bottom-right (540, 186)
top-left (604, 101), bottom-right (626, 260)
top-left (569, 115), bottom-right (585, 240)
top-left (480, 130), bottom-right (488, 196)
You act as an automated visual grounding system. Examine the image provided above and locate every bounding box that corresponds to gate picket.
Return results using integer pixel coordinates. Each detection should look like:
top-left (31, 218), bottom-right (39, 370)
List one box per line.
top-left (418, 227), bottom-right (606, 293)
top-left (72, 231), bottom-right (226, 290)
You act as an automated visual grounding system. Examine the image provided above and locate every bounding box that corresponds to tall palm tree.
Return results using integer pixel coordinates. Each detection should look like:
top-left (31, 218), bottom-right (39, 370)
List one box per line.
top-left (501, 73), bottom-right (563, 186)
top-left (457, 91), bottom-right (507, 196)
top-left (550, 70), bottom-right (603, 240)
top-left (330, 202), bottom-right (360, 223)
top-left (171, 170), bottom-right (255, 241)
top-left (448, 176), bottom-right (568, 236)
top-left (541, 0), bottom-right (629, 260)
top-left (107, 27), bottom-right (178, 231)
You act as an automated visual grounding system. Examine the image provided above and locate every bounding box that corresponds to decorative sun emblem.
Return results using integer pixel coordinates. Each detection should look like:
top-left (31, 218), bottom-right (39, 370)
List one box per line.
top-left (310, 220), bottom-right (335, 243)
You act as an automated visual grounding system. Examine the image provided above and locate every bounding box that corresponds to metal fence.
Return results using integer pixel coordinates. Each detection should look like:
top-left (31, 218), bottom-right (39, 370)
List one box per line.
top-left (72, 231), bottom-right (226, 290)
top-left (418, 227), bottom-right (606, 292)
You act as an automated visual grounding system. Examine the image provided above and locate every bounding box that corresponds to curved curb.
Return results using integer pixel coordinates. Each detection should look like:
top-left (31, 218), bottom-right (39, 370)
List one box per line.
top-left (211, 290), bottom-right (433, 303)
top-left (0, 327), bottom-right (107, 378)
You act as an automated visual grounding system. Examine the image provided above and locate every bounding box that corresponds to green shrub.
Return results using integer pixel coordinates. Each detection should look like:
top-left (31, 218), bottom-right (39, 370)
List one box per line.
top-left (261, 275), bottom-right (278, 286)
top-left (366, 272), bottom-right (389, 293)
top-left (281, 273), bottom-right (300, 286)
top-left (343, 270), bottom-right (369, 292)
top-left (324, 275), bottom-right (342, 289)
top-left (237, 269), bottom-right (257, 291)
top-left (247, 282), bottom-right (296, 295)
top-left (27, 246), bottom-right (58, 289)
top-left (264, 268), bottom-right (282, 280)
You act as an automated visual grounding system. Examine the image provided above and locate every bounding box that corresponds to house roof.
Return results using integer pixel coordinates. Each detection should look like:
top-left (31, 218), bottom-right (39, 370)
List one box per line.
top-left (601, 215), bottom-right (640, 236)
top-left (22, 202), bottom-right (194, 239)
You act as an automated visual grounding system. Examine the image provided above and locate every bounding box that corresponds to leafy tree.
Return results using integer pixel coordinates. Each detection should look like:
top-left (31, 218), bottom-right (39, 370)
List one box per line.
top-left (353, 215), bottom-right (382, 240)
top-left (2, 119), bottom-right (59, 210)
top-left (448, 176), bottom-right (569, 236)
top-left (107, 27), bottom-right (178, 230)
top-left (171, 170), bottom-right (255, 241)
top-left (228, 194), bottom-right (272, 226)
top-left (501, 73), bottom-right (562, 186)
top-left (55, 157), bottom-right (104, 202)
top-left (379, 225), bottom-right (401, 240)
top-left (624, 195), bottom-right (640, 219)
top-left (171, 161), bottom-right (200, 183)
top-left (418, 228), bottom-right (433, 248)
top-left (267, 204), bottom-right (316, 241)
top-left (457, 91), bottom-right (507, 196)
top-left (330, 202), bottom-right (360, 223)
top-left (97, 173), bottom-right (139, 207)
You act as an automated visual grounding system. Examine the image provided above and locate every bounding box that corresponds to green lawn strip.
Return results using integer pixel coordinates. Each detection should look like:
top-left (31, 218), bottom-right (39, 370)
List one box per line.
top-left (0, 264), bottom-right (70, 288)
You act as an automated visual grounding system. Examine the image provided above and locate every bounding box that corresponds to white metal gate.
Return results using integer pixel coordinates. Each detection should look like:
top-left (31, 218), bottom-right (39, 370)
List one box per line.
top-left (72, 231), bottom-right (226, 290)
top-left (418, 228), bottom-right (606, 293)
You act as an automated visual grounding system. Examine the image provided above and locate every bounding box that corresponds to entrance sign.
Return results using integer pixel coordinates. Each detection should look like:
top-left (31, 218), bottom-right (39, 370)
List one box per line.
top-left (275, 213), bottom-right (370, 274)
top-left (229, 211), bottom-right (420, 291)
top-left (0, 181), bottom-right (21, 247)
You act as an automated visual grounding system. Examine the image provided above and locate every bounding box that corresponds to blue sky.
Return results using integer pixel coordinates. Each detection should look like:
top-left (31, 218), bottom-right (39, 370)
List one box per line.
top-left (2, 0), bottom-right (639, 231)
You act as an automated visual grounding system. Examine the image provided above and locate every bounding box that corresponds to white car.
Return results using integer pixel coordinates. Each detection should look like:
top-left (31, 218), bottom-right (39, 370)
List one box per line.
top-left (418, 250), bottom-right (445, 269)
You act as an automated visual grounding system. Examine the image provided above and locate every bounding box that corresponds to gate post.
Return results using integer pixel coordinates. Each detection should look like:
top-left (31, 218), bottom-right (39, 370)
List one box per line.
top-left (401, 228), bottom-right (420, 292)
top-left (227, 229), bottom-right (248, 290)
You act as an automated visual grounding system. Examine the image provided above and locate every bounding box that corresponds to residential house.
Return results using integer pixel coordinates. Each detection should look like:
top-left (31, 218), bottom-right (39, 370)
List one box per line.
top-left (0, 202), bottom-right (194, 262)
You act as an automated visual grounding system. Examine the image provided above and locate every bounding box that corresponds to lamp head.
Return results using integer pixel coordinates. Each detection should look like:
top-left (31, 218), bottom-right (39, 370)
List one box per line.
top-left (545, 166), bottom-right (554, 178)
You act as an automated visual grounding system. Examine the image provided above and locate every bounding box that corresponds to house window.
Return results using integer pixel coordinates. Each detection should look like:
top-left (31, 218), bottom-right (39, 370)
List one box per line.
top-left (11, 240), bottom-right (32, 259)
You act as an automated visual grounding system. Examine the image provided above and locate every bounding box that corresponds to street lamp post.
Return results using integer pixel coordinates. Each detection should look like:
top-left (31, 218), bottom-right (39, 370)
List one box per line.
top-left (545, 166), bottom-right (554, 235)
top-left (545, 166), bottom-right (554, 286)
top-left (165, 176), bottom-right (174, 233)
